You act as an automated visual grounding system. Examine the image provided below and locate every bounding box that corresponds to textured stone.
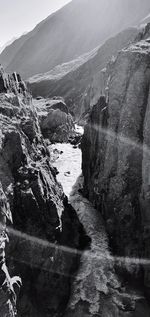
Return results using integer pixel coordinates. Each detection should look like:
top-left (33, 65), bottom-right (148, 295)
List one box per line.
top-left (0, 182), bottom-right (21, 317)
top-left (0, 65), bottom-right (26, 95)
top-left (82, 24), bottom-right (150, 310)
top-left (0, 69), bottom-right (84, 316)
top-left (34, 98), bottom-right (75, 143)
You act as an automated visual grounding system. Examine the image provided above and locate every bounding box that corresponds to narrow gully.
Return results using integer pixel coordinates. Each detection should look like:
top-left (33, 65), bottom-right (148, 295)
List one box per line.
top-left (50, 128), bottom-right (149, 317)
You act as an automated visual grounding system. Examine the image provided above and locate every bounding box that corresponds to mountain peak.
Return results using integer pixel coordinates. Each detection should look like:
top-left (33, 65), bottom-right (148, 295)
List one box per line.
top-left (0, 0), bottom-right (150, 79)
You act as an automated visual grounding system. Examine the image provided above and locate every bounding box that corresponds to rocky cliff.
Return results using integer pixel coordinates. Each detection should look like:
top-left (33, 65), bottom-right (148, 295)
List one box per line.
top-left (0, 66), bottom-right (85, 316)
top-left (0, 183), bottom-right (22, 317)
top-left (82, 23), bottom-right (150, 305)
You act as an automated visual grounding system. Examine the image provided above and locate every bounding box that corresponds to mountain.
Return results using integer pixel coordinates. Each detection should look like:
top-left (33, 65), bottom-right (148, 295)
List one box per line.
top-left (28, 27), bottom-right (138, 121)
top-left (0, 37), bottom-right (18, 54)
top-left (0, 0), bottom-right (150, 79)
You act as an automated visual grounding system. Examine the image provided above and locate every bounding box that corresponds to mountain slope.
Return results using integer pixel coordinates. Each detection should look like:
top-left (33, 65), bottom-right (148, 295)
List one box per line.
top-left (1, 0), bottom-right (150, 79)
top-left (28, 27), bottom-right (138, 120)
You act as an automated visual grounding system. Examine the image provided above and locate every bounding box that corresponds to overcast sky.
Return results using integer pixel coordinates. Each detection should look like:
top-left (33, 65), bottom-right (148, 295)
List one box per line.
top-left (0, 0), bottom-right (71, 47)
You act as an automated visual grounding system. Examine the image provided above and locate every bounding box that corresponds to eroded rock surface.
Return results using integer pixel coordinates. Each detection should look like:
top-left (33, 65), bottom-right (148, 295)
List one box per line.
top-left (33, 97), bottom-right (75, 143)
top-left (0, 67), bottom-right (85, 316)
top-left (0, 182), bottom-right (22, 317)
top-left (82, 24), bottom-right (150, 312)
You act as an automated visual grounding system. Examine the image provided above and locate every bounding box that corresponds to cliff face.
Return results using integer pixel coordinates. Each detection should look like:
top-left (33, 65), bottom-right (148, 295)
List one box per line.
top-left (0, 67), bottom-right (84, 316)
top-left (82, 24), bottom-right (150, 296)
top-left (0, 183), bottom-right (22, 317)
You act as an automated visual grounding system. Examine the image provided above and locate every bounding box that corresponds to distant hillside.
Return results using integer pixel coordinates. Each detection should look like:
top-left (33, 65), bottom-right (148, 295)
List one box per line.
top-left (0, 37), bottom-right (18, 54)
top-left (0, 0), bottom-right (150, 79)
top-left (28, 27), bottom-right (138, 121)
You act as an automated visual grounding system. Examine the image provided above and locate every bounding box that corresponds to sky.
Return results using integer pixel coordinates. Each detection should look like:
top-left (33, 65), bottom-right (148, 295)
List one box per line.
top-left (0, 0), bottom-right (71, 47)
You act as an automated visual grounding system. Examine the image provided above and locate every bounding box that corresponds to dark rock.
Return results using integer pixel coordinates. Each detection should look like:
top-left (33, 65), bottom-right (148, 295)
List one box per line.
top-left (21, 118), bottom-right (38, 143)
top-left (0, 68), bottom-right (84, 316)
top-left (50, 100), bottom-right (69, 114)
top-left (0, 65), bottom-right (9, 93)
top-left (64, 171), bottom-right (71, 177)
top-left (34, 98), bottom-right (75, 143)
top-left (81, 24), bottom-right (150, 312)
top-left (0, 65), bottom-right (27, 95)
top-left (69, 134), bottom-right (82, 146)
top-left (0, 182), bottom-right (21, 316)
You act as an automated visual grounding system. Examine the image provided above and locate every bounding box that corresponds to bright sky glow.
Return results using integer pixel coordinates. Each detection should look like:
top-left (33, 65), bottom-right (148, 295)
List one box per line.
top-left (0, 0), bottom-right (71, 47)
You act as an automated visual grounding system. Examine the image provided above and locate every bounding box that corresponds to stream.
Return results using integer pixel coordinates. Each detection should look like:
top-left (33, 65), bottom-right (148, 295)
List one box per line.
top-left (50, 129), bottom-right (149, 317)
top-left (50, 124), bottom-right (83, 198)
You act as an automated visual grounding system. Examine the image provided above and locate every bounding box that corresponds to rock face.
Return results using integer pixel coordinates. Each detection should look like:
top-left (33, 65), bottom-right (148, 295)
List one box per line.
top-left (28, 27), bottom-right (138, 122)
top-left (0, 67), bottom-right (85, 316)
top-left (0, 183), bottom-right (21, 317)
top-left (34, 98), bottom-right (75, 143)
top-left (1, 0), bottom-right (150, 79)
top-left (82, 24), bottom-right (150, 306)
top-left (0, 64), bottom-right (26, 95)
top-left (64, 177), bottom-right (150, 317)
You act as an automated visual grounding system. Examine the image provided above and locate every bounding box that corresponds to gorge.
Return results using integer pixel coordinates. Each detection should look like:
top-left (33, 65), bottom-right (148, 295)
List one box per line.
top-left (1, 2), bottom-right (150, 317)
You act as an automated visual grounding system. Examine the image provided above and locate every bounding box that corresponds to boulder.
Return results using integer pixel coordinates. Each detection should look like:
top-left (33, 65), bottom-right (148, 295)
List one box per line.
top-left (34, 98), bottom-right (75, 143)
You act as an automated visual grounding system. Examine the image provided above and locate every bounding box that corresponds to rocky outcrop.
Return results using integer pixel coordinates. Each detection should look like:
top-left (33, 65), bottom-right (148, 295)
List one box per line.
top-left (34, 97), bottom-right (75, 143)
top-left (82, 24), bottom-right (150, 308)
top-left (0, 183), bottom-right (21, 317)
top-left (0, 65), bottom-right (26, 95)
top-left (0, 68), bottom-right (85, 316)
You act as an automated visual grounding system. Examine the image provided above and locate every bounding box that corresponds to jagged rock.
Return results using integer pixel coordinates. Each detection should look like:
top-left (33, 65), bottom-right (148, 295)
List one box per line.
top-left (0, 68), bottom-right (7, 93)
top-left (0, 65), bottom-right (27, 95)
top-left (82, 24), bottom-right (150, 312)
top-left (0, 182), bottom-right (21, 317)
top-left (34, 98), bottom-right (75, 143)
top-left (0, 68), bottom-right (85, 316)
